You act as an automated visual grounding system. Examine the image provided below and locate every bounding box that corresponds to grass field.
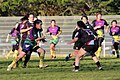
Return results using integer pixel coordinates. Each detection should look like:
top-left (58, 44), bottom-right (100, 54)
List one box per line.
top-left (0, 56), bottom-right (120, 80)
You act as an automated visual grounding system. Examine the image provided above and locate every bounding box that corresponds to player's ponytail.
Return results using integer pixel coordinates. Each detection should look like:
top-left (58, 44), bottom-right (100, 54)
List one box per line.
top-left (77, 21), bottom-right (87, 29)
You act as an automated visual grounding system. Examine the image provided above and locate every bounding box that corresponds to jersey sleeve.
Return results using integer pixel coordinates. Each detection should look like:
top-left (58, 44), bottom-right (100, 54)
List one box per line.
top-left (46, 27), bottom-right (50, 33)
top-left (91, 20), bottom-right (96, 27)
top-left (58, 26), bottom-right (60, 31)
top-left (103, 19), bottom-right (109, 26)
top-left (9, 28), bottom-right (15, 34)
top-left (72, 29), bottom-right (77, 39)
top-left (88, 22), bottom-right (98, 36)
top-left (109, 27), bottom-right (112, 36)
top-left (74, 31), bottom-right (80, 38)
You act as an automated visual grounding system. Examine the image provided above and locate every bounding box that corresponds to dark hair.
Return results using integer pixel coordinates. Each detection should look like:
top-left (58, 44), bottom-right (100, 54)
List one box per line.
top-left (111, 20), bottom-right (117, 24)
top-left (51, 19), bottom-right (56, 23)
top-left (77, 21), bottom-right (87, 29)
top-left (96, 11), bottom-right (102, 16)
top-left (20, 16), bottom-right (28, 21)
top-left (34, 19), bottom-right (42, 26)
top-left (81, 15), bottom-right (88, 20)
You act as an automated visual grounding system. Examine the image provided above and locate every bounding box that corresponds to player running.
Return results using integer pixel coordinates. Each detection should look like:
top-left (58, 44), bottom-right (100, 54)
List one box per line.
top-left (65, 15), bottom-right (97, 61)
top-left (109, 20), bottom-right (120, 58)
top-left (46, 20), bottom-right (62, 59)
top-left (7, 19), bottom-right (46, 71)
top-left (5, 22), bottom-right (20, 68)
top-left (68, 21), bottom-right (102, 72)
top-left (22, 13), bottom-right (35, 68)
top-left (5, 22), bottom-right (20, 59)
top-left (92, 12), bottom-right (109, 58)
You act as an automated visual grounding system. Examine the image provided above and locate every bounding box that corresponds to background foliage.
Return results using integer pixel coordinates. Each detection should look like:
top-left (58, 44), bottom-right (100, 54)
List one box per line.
top-left (0, 0), bottom-right (120, 16)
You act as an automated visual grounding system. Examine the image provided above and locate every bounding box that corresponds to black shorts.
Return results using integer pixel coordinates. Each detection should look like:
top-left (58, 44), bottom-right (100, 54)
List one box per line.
top-left (73, 42), bottom-right (83, 50)
top-left (82, 40), bottom-right (99, 54)
top-left (12, 45), bottom-right (19, 51)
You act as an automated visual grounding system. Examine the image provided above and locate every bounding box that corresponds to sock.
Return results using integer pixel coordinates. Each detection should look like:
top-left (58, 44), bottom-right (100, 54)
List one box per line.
top-left (52, 50), bottom-right (56, 57)
top-left (116, 50), bottom-right (119, 58)
top-left (70, 53), bottom-right (73, 58)
top-left (24, 51), bottom-right (31, 66)
top-left (96, 47), bottom-right (101, 58)
top-left (75, 66), bottom-right (79, 70)
top-left (39, 53), bottom-right (45, 66)
top-left (96, 61), bottom-right (101, 68)
top-left (73, 62), bottom-right (75, 66)
top-left (6, 50), bottom-right (13, 58)
top-left (13, 50), bottom-right (18, 58)
top-left (12, 63), bottom-right (16, 69)
top-left (8, 57), bottom-right (20, 68)
top-left (50, 49), bottom-right (53, 56)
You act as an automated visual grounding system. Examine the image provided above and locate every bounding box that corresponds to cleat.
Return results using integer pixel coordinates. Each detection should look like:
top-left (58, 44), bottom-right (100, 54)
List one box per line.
top-left (98, 67), bottom-right (103, 70)
top-left (5, 55), bottom-right (8, 59)
top-left (117, 55), bottom-right (119, 58)
top-left (72, 62), bottom-right (75, 67)
top-left (22, 65), bottom-right (27, 68)
top-left (64, 54), bottom-right (71, 61)
top-left (53, 56), bottom-right (56, 59)
top-left (39, 64), bottom-right (48, 68)
top-left (7, 66), bottom-right (12, 71)
top-left (112, 51), bottom-right (115, 55)
top-left (72, 69), bottom-right (79, 72)
top-left (51, 55), bottom-right (53, 59)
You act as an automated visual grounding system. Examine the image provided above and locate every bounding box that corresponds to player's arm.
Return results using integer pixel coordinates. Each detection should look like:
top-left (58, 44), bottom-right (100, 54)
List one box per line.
top-left (105, 25), bottom-right (109, 33)
top-left (46, 27), bottom-right (51, 35)
top-left (109, 27), bottom-right (112, 36)
top-left (56, 27), bottom-right (62, 37)
top-left (67, 31), bottom-right (79, 44)
top-left (67, 38), bottom-right (78, 44)
top-left (104, 20), bottom-right (109, 33)
top-left (6, 27), bottom-right (15, 42)
top-left (94, 26), bottom-right (101, 30)
top-left (20, 27), bottom-right (32, 33)
top-left (36, 32), bottom-right (45, 41)
top-left (6, 33), bottom-right (10, 42)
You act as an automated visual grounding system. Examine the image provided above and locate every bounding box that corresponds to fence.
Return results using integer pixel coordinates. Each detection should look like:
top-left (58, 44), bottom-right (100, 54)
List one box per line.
top-left (0, 15), bottom-right (120, 57)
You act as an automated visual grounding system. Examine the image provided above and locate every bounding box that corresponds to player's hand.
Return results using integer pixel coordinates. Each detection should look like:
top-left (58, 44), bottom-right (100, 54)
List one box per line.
top-left (94, 26), bottom-right (101, 30)
top-left (112, 32), bottom-right (115, 35)
top-left (29, 27), bottom-right (33, 30)
top-left (46, 32), bottom-right (51, 35)
top-left (67, 42), bottom-right (72, 44)
top-left (6, 38), bottom-right (8, 42)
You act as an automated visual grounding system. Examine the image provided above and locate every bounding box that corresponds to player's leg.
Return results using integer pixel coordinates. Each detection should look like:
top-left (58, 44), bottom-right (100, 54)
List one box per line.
top-left (50, 43), bottom-right (56, 58)
top-left (35, 46), bottom-right (46, 68)
top-left (65, 53), bottom-right (75, 61)
top-left (22, 39), bottom-right (34, 68)
top-left (91, 40), bottom-right (103, 70)
top-left (13, 45), bottom-right (19, 58)
top-left (113, 42), bottom-right (119, 58)
top-left (12, 45), bottom-right (19, 68)
top-left (7, 51), bottom-right (26, 71)
top-left (23, 51), bottom-right (32, 68)
top-left (92, 56), bottom-right (103, 70)
top-left (96, 37), bottom-right (104, 58)
top-left (73, 48), bottom-right (86, 72)
top-left (5, 48), bottom-right (14, 59)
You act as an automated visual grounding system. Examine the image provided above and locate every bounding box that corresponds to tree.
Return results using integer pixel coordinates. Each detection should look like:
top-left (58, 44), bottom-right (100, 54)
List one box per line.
top-left (0, 0), bottom-right (119, 16)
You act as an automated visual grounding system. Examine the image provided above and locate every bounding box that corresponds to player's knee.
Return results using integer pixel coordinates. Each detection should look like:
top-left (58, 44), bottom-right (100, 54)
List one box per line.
top-left (38, 49), bottom-right (45, 54)
top-left (90, 52), bottom-right (96, 57)
top-left (18, 52), bottom-right (25, 58)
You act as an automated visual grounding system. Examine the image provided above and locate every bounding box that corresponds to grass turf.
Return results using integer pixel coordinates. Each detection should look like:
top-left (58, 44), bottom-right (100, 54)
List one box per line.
top-left (0, 56), bottom-right (120, 80)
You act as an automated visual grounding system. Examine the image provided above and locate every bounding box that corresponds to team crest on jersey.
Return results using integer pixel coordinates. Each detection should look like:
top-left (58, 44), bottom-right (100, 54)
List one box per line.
top-left (25, 44), bottom-right (30, 48)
